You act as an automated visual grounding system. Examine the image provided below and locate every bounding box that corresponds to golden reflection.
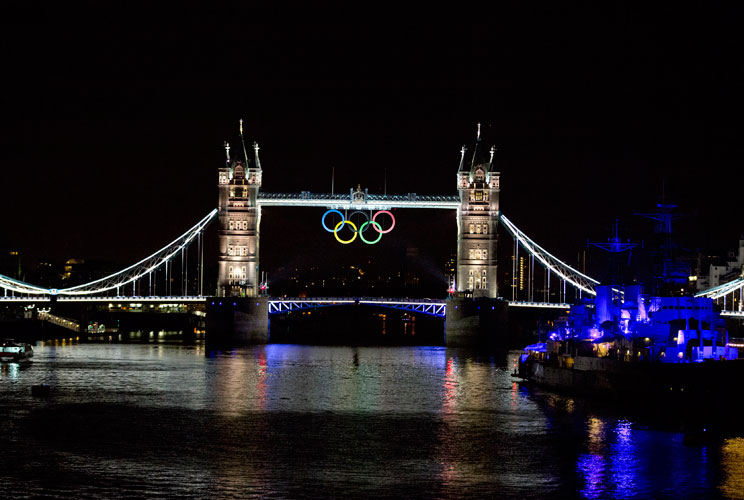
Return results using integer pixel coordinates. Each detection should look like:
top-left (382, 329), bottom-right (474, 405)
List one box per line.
top-left (212, 350), bottom-right (269, 416)
top-left (719, 438), bottom-right (744, 500)
top-left (588, 417), bottom-right (604, 448)
top-left (438, 355), bottom-right (463, 486)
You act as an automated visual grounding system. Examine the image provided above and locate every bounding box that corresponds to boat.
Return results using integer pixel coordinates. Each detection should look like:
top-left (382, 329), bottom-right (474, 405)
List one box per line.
top-left (516, 286), bottom-right (741, 402)
top-left (516, 209), bottom-right (744, 414)
top-left (0, 339), bottom-right (34, 363)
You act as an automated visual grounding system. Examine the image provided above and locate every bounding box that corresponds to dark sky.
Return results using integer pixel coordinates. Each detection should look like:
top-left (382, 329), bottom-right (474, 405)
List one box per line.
top-left (1, 3), bottom-right (742, 282)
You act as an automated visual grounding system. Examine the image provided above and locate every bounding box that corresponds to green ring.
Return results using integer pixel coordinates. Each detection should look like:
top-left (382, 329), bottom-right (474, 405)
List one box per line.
top-left (359, 221), bottom-right (383, 244)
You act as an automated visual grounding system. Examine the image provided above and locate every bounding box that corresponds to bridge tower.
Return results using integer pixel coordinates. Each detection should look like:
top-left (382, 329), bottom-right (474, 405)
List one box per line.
top-left (216, 140), bottom-right (263, 297)
top-left (456, 124), bottom-right (500, 298)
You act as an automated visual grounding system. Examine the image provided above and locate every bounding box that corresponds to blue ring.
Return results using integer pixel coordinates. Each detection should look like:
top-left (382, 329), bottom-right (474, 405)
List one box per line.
top-left (321, 210), bottom-right (345, 232)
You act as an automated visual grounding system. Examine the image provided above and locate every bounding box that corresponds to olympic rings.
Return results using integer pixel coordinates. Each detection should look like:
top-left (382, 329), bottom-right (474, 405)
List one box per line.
top-left (359, 221), bottom-right (383, 244)
top-left (321, 209), bottom-right (396, 244)
top-left (334, 220), bottom-right (358, 244)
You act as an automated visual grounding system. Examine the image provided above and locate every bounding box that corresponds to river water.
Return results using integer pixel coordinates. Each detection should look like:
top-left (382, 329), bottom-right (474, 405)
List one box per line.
top-left (1, 340), bottom-right (743, 499)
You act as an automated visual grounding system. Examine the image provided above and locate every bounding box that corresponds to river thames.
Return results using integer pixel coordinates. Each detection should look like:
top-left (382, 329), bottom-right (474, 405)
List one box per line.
top-left (1, 339), bottom-right (743, 499)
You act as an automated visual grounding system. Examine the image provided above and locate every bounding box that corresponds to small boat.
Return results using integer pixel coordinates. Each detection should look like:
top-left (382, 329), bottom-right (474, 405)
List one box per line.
top-left (0, 339), bottom-right (34, 363)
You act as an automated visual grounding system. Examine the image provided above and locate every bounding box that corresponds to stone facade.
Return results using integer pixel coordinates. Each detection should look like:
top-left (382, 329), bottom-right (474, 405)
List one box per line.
top-left (217, 143), bottom-right (263, 297)
top-left (456, 134), bottom-right (500, 298)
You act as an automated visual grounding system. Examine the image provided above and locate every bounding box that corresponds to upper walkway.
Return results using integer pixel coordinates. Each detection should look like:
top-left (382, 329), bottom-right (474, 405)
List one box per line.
top-left (257, 192), bottom-right (461, 210)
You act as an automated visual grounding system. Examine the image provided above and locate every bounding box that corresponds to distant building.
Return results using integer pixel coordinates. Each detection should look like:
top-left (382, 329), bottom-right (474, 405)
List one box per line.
top-left (444, 253), bottom-right (456, 290)
top-left (695, 236), bottom-right (744, 291)
top-left (0, 249), bottom-right (21, 280)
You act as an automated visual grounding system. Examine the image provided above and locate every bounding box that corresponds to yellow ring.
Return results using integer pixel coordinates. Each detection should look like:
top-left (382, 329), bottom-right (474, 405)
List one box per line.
top-left (334, 220), bottom-right (358, 244)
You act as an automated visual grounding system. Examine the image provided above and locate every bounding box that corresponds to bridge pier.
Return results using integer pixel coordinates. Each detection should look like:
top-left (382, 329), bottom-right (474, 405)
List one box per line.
top-left (206, 297), bottom-right (268, 346)
top-left (445, 297), bottom-right (509, 348)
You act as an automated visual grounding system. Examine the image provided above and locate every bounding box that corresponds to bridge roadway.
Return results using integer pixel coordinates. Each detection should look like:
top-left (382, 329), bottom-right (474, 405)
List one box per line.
top-left (1, 295), bottom-right (577, 315)
top-left (4, 295), bottom-right (741, 317)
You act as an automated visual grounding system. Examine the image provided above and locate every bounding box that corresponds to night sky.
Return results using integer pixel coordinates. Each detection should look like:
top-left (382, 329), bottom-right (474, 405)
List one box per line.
top-left (2, 4), bottom-right (742, 286)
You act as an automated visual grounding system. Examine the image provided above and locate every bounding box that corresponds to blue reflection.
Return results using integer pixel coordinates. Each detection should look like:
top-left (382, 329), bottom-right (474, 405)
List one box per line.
top-left (578, 419), bottom-right (639, 499)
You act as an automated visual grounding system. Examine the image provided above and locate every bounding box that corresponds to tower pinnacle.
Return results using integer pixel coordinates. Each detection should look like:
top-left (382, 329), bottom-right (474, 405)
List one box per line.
top-left (253, 142), bottom-right (262, 170)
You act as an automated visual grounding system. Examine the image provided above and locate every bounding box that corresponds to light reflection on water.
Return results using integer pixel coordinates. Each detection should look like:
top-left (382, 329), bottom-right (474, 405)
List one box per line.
top-left (0, 342), bottom-right (739, 498)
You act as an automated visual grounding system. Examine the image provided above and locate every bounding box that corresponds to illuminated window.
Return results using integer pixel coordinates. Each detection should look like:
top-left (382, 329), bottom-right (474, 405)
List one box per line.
top-left (483, 224), bottom-right (488, 234)
top-left (476, 224), bottom-right (482, 234)
top-left (229, 221), bottom-right (234, 230)
top-left (482, 270), bottom-right (487, 288)
top-left (469, 249), bottom-right (474, 259)
top-left (242, 221), bottom-right (248, 230)
top-left (482, 249), bottom-right (488, 260)
top-left (475, 191), bottom-right (483, 201)
top-left (469, 223), bottom-right (474, 234)
top-left (228, 245), bottom-right (234, 256)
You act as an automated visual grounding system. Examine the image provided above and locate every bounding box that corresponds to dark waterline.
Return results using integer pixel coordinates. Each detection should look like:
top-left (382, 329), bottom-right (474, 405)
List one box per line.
top-left (2, 341), bottom-right (743, 499)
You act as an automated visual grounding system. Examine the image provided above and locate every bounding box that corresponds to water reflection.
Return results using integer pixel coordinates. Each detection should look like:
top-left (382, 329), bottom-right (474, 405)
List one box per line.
top-left (0, 361), bottom-right (21, 380)
top-left (0, 343), bottom-right (738, 498)
top-left (720, 438), bottom-right (744, 499)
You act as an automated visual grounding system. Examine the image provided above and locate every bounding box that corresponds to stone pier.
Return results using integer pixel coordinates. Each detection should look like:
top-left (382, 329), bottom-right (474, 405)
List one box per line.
top-left (206, 297), bottom-right (268, 346)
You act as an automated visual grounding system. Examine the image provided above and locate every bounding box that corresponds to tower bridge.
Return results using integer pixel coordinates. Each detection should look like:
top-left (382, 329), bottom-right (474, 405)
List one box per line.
top-left (2, 124), bottom-right (742, 345)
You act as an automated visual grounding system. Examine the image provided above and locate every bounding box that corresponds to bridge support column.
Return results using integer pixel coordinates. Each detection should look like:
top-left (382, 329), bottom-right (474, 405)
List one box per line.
top-left (206, 297), bottom-right (268, 346)
top-left (445, 297), bottom-right (508, 348)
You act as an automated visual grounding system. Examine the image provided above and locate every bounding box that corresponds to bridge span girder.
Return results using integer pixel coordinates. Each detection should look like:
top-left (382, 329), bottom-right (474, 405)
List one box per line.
top-left (268, 298), bottom-right (447, 318)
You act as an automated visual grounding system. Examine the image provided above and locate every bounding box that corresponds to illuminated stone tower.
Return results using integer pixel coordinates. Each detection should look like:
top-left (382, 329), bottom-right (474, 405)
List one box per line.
top-left (456, 124), bottom-right (500, 298)
top-left (217, 140), bottom-right (263, 297)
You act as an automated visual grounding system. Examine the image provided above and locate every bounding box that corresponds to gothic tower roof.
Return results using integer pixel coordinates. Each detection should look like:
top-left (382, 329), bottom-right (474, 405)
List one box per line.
top-left (463, 123), bottom-right (496, 172)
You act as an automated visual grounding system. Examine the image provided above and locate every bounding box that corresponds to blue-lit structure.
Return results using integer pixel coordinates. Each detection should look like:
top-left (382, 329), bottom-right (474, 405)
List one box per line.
top-left (517, 215), bottom-right (744, 405)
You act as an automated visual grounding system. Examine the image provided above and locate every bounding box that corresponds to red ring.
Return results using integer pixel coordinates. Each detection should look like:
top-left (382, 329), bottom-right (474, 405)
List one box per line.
top-left (372, 210), bottom-right (395, 234)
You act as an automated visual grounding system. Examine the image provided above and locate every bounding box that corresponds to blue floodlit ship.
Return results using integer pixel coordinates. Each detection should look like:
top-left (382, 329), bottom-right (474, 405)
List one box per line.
top-left (517, 208), bottom-right (744, 409)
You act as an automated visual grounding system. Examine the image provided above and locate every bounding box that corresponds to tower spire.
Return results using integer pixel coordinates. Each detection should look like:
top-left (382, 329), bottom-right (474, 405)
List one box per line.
top-left (458, 145), bottom-right (467, 171)
top-left (470, 122), bottom-right (488, 171)
top-left (224, 141), bottom-right (231, 165)
top-left (253, 141), bottom-right (262, 170)
top-left (239, 119), bottom-right (250, 165)
top-left (489, 145), bottom-right (496, 168)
